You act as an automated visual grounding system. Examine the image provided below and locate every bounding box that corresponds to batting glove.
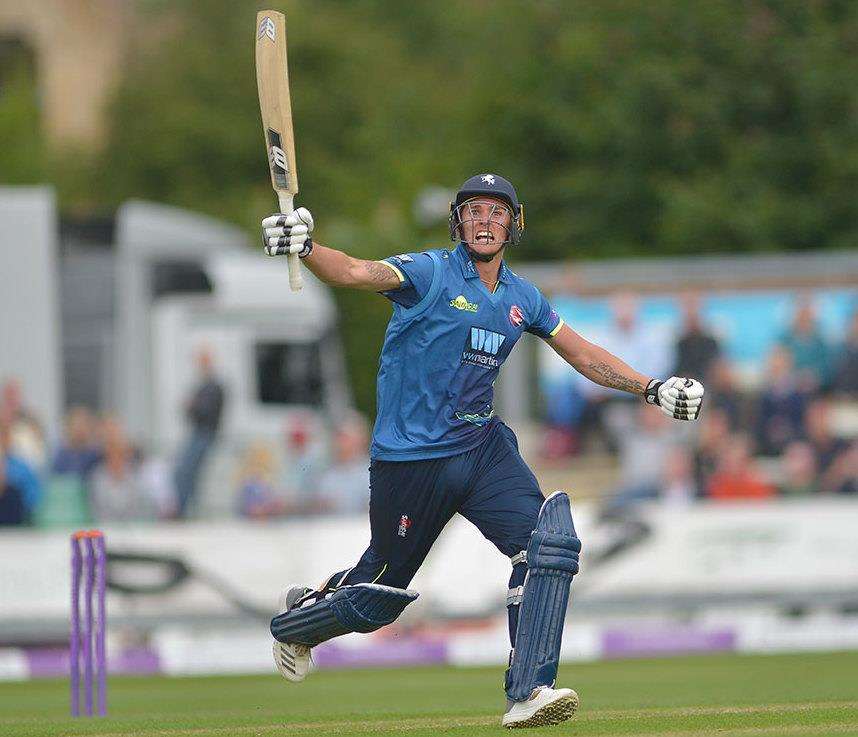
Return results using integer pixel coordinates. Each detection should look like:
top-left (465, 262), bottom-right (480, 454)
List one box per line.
top-left (262, 207), bottom-right (314, 258)
top-left (644, 376), bottom-right (704, 421)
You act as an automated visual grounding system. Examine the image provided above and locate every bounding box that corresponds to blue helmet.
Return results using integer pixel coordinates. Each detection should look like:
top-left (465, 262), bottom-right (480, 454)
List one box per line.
top-left (449, 173), bottom-right (526, 245)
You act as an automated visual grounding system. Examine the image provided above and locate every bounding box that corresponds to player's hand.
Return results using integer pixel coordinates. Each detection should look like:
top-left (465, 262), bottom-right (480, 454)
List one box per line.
top-left (644, 377), bottom-right (704, 421)
top-left (262, 207), bottom-right (314, 258)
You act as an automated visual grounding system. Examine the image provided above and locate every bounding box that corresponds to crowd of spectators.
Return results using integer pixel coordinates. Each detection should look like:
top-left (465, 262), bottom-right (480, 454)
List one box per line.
top-left (546, 295), bottom-right (858, 511)
top-left (2, 294), bottom-right (855, 527)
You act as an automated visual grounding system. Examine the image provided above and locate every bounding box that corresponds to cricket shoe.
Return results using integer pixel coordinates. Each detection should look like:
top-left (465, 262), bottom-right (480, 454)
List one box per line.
top-left (272, 584), bottom-right (314, 682)
top-left (502, 685), bottom-right (579, 729)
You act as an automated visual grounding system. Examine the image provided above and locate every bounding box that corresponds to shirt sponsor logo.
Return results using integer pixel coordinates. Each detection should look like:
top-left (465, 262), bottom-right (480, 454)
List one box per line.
top-left (450, 295), bottom-right (479, 312)
top-left (462, 327), bottom-right (506, 368)
top-left (509, 304), bottom-right (524, 327)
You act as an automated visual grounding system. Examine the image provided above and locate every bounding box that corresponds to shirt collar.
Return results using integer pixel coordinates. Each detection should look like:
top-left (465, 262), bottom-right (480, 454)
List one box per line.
top-left (454, 242), bottom-right (513, 284)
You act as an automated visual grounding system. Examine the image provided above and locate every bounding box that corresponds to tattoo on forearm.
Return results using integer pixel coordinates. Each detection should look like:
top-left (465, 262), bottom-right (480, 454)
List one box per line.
top-left (364, 261), bottom-right (395, 283)
top-left (587, 361), bottom-right (645, 393)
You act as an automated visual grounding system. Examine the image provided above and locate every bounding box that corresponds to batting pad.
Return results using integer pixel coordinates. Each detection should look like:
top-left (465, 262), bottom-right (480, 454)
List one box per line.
top-left (270, 583), bottom-right (418, 647)
top-left (505, 491), bottom-right (581, 702)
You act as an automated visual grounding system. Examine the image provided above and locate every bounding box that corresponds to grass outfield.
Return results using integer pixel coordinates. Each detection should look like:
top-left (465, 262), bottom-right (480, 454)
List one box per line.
top-left (1, 652), bottom-right (857, 736)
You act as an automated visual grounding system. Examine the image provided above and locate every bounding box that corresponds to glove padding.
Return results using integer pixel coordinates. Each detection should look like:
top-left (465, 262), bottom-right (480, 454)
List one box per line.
top-left (644, 377), bottom-right (704, 421)
top-left (262, 207), bottom-right (314, 258)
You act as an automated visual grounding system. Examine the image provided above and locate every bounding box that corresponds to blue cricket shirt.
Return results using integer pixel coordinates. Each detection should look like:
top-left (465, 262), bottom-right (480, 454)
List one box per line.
top-left (371, 243), bottom-right (564, 461)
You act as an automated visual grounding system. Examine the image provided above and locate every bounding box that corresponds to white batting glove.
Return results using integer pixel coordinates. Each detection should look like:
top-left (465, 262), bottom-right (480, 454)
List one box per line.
top-left (644, 376), bottom-right (704, 421)
top-left (261, 207), bottom-right (314, 258)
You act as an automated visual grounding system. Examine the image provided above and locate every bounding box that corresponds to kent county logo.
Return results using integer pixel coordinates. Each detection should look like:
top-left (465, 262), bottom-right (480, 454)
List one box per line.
top-left (397, 514), bottom-right (412, 538)
top-left (481, 174), bottom-right (496, 185)
top-left (450, 295), bottom-right (478, 312)
top-left (509, 304), bottom-right (524, 327)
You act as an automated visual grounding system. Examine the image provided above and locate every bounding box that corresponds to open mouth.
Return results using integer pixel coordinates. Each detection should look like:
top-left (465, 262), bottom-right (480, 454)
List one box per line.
top-left (475, 230), bottom-right (494, 244)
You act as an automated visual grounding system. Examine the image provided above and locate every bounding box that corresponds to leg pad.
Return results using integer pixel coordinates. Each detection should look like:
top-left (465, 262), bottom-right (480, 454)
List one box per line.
top-left (505, 492), bottom-right (581, 702)
top-left (270, 583), bottom-right (418, 647)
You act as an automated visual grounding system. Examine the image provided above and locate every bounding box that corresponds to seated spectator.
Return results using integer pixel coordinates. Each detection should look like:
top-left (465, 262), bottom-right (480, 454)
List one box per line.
top-left (236, 442), bottom-right (286, 519)
top-left (831, 310), bottom-right (858, 396)
top-left (605, 405), bottom-right (687, 509)
top-left (779, 442), bottom-right (818, 496)
top-left (778, 298), bottom-right (831, 392)
top-left (317, 413), bottom-right (371, 514)
top-left (754, 347), bottom-right (808, 456)
top-left (693, 407), bottom-right (732, 494)
top-left (660, 447), bottom-right (698, 506)
top-left (673, 292), bottom-right (721, 382)
top-left (1, 378), bottom-right (46, 470)
top-left (51, 407), bottom-right (102, 479)
top-left (803, 396), bottom-right (847, 477)
top-left (705, 358), bottom-right (743, 430)
top-left (0, 411), bottom-right (42, 515)
top-left (706, 434), bottom-right (777, 501)
top-left (0, 450), bottom-right (29, 526)
top-left (89, 417), bottom-right (153, 521)
top-left (822, 440), bottom-right (858, 495)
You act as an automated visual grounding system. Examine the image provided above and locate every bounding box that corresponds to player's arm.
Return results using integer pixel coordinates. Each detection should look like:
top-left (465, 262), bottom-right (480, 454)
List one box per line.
top-left (548, 323), bottom-right (649, 394)
top-left (261, 209), bottom-right (401, 291)
top-left (548, 323), bottom-right (705, 421)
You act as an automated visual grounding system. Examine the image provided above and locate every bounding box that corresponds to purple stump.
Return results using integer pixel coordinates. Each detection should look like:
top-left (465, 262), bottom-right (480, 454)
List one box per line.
top-left (95, 534), bottom-right (107, 716)
top-left (83, 536), bottom-right (96, 717)
top-left (70, 535), bottom-right (82, 717)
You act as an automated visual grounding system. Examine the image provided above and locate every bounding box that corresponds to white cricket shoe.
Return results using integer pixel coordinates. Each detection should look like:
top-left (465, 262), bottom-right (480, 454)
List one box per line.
top-left (272, 584), bottom-right (314, 682)
top-left (502, 685), bottom-right (579, 729)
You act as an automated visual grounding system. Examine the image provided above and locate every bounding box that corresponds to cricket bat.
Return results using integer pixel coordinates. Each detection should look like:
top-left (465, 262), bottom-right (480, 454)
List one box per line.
top-left (255, 10), bottom-right (303, 291)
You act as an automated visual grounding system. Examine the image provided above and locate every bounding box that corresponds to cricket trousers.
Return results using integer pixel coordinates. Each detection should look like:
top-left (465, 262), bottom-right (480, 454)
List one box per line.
top-left (321, 420), bottom-right (545, 644)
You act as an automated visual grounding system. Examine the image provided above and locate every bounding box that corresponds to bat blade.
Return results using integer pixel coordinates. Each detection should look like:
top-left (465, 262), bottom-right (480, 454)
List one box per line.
top-left (255, 10), bottom-right (303, 291)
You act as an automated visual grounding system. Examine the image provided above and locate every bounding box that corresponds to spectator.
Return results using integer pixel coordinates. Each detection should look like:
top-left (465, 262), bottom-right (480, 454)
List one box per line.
top-left (173, 347), bottom-right (226, 518)
top-left (279, 413), bottom-right (325, 512)
top-left (706, 434), bottom-right (777, 501)
top-left (705, 358), bottom-right (743, 430)
top-left (89, 418), bottom-right (152, 521)
top-left (580, 293), bottom-right (674, 453)
top-left (0, 378), bottom-right (46, 470)
top-left (803, 396), bottom-right (848, 478)
top-left (660, 447), bottom-right (698, 506)
top-left (51, 407), bottom-right (102, 480)
top-left (673, 292), bottom-right (721, 382)
top-left (822, 440), bottom-right (858, 495)
top-left (693, 406), bottom-right (732, 494)
top-left (778, 298), bottom-right (831, 392)
top-left (0, 450), bottom-right (28, 526)
top-left (754, 347), bottom-right (808, 456)
top-left (831, 310), bottom-right (858, 396)
top-left (236, 441), bottom-right (286, 519)
top-left (605, 404), bottom-right (687, 509)
top-left (317, 413), bottom-right (371, 514)
top-left (0, 411), bottom-right (42, 515)
top-left (779, 442), bottom-right (818, 496)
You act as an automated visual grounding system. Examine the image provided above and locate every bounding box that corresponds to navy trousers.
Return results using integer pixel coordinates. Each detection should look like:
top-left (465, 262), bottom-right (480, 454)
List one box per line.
top-left (322, 421), bottom-right (543, 643)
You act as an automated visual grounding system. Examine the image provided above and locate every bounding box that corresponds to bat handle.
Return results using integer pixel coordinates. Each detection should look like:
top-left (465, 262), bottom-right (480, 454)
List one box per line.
top-left (277, 192), bottom-right (303, 292)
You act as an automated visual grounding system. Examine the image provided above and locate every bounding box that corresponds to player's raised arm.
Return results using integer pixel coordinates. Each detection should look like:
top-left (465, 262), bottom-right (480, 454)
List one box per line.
top-left (261, 208), bottom-right (401, 291)
top-left (547, 322), bottom-right (705, 421)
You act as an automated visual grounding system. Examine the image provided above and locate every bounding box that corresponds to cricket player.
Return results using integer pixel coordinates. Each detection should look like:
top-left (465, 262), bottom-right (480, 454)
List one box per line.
top-left (261, 174), bottom-right (704, 728)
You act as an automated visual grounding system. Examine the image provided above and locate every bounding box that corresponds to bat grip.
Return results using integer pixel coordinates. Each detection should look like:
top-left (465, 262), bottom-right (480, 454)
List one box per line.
top-left (277, 192), bottom-right (303, 292)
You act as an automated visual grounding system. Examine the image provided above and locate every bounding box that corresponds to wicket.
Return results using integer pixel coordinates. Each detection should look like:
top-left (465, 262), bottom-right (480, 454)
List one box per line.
top-left (70, 530), bottom-right (107, 717)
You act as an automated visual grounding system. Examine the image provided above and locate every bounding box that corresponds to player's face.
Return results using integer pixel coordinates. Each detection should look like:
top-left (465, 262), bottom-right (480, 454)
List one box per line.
top-left (457, 197), bottom-right (512, 258)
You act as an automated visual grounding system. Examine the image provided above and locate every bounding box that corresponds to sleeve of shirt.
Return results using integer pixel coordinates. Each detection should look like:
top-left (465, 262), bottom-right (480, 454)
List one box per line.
top-left (378, 252), bottom-right (435, 308)
top-left (526, 286), bottom-right (564, 340)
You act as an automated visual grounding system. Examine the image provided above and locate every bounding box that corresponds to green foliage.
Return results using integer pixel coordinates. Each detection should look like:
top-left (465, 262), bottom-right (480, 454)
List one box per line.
top-left (0, 52), bottom-right (45, 184)
top-left (15, 0), bottom-right (858, 412)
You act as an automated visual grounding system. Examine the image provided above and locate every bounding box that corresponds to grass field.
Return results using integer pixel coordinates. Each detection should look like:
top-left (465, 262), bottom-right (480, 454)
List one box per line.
top-left (1, 651), bottom-right (857, 736)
